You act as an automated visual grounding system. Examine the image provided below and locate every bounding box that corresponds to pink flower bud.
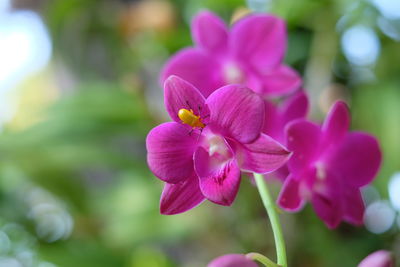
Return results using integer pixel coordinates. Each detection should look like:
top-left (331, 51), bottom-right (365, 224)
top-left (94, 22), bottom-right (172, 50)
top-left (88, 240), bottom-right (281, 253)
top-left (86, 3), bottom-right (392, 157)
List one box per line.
top-left (358, 250), bottom-right (394, 267)
top-left (208, 254), bottom-right (258, 267)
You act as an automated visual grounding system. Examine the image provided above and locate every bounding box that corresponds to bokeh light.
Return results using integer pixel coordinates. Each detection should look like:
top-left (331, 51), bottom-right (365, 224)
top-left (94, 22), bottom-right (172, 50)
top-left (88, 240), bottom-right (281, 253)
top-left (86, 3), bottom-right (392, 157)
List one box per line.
top-left (370, 0), bottom-right (400, 20)
top-left (389, 172), bottom-right (400, 211)
top-left (246, 0), bottom-right (272, 12)
top-left (377, 17), bottom-right (400, 41)
top-left (364, 201), bottom-right (396, 234)
top-left (0, 2), bottom-right (51, 126)
top-left (0, 231), bottom-right (11, 254)
top-left (362, 186), bottom-right (381, 206)
top-left (0, 258), bottom-right (22, 267)
top-left (24, 187), bottom-right (73, 243)
top-left (341, 25), bottom-right (380, 66)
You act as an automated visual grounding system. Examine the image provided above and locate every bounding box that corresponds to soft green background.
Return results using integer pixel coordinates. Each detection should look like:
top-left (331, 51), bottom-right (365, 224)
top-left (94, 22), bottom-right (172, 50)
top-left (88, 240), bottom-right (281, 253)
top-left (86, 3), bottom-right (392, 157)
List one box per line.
top-left (0, 0), bottom-right (399, 266)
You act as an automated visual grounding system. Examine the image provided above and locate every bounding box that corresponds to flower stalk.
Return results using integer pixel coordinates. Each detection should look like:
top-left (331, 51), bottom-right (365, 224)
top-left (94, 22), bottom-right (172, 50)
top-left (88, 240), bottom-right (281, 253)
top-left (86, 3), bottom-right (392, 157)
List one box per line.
top-left (246, 252), bottom-right (280, 267)
top-left (254, 173), bottom-right (287, 267)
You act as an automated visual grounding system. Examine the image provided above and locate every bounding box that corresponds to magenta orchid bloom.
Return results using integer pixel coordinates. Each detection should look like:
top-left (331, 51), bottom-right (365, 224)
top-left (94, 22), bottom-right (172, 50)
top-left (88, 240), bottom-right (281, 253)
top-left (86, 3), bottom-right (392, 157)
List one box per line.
top-left (277, 101), bottom-right (382, 228)
top-left (358, 250), bottom-right (394, 267)
top-left (263, 90), bottom-right (309, 180)
top-left (161, 11), bottom-right (301, 98)
top-left (208, 254), bottom-right (257, 267)
top-left (146, 76), bottom-right (290, 214)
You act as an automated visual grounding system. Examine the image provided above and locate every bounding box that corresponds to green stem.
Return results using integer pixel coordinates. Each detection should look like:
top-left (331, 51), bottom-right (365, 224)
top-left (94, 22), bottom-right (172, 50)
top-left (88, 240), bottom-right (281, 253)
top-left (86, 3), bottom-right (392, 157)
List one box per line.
top-left (254, 173), bottom-right (287, 267)
top-left (246, 252), bottom-right (280, 267)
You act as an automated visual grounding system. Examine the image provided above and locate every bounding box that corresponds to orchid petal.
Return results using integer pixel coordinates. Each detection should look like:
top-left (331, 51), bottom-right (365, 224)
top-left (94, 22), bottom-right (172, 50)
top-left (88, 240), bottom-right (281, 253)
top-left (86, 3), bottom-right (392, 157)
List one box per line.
top-left (161, 48), bottom-right (223, 97)
top-left (342, 187), bottom-right (364, 226)
top-left (311, 172), bottom-right (343, 228)
top-left (322, 101), bottom-right (350, 145)
top-left (312, 194), bottom-right (342, 229)
top-left (281, 90), bottom-right (309, 124)
top-left (285, 120), bottom-right (321, 174)
top-left (192, 11), bottom-right (228, 53)
top-left (164, 75), bottom-right (207, 123)
top-left (231, 14), bottom-right (286, 72)
top-left (208, 254), bottom-right (258, 267)
top-left (277, 175), bottom-right (306, 211)
top-left (206, 85), bottom-right (264, 144)
top-left (271, 165), bottom-right (290, 182)
top-left (261, 65), bottom-right (302, 96)
top-left (238, 134), bottom-right (291, 174)
top-left (242, 71), bottom-right (264, 94)
top-left (327, 132), bottom-right (382, 188)
top-left (263, 91), bottom-right (309, 143)
top-left (263, 100), bottom-right (281, 142)
top-left (160, 173), bottom-right (205, 215)
top-left (194, 146), bottom-right (241, 206)
top-left (146, 122), bottom-right (198, 183)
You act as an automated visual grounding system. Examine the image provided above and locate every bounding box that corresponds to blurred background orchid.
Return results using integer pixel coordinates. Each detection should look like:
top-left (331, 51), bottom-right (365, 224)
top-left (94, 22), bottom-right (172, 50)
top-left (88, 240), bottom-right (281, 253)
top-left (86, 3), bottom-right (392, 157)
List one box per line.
top-left (0, 0), bottom-right (399, 266)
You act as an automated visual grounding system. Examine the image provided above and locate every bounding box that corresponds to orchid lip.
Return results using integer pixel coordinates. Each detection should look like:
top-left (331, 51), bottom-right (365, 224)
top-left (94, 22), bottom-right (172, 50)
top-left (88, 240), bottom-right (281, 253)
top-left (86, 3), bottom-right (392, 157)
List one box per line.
top-left (198, 129), bottom-right (232, 160)
top-left (315, 162), bottom-right (326, 180)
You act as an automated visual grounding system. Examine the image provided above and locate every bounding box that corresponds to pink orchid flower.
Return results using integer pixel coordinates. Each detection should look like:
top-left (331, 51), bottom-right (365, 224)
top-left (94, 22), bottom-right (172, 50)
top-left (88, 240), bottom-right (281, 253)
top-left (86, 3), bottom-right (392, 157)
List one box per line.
top-left (208, 254), bottom-right (257, 267)
top-left (146, 76), bottom-right (290, 214)
top-left (161, 11), bottom-right (301, 98)
top-left (277, 101), bottom-right (382, 228)
top-left (358, 250), bottom-right (394, 267)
